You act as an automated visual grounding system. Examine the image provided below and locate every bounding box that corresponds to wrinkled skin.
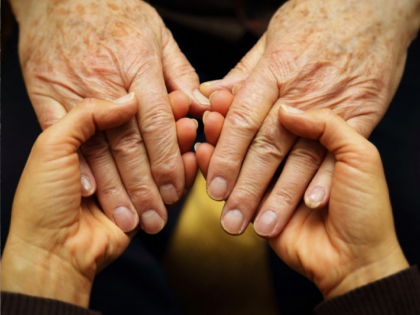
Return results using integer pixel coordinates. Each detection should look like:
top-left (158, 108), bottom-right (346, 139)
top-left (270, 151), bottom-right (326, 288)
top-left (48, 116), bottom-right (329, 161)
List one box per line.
top-left (12, 0), bottom-right (207, 233)
top-left (196, 105), bottom-right (410, 299)
top-left (199, 0), bottom-right (420, 237)
top-left (1, 96), bottom-right (198, 307)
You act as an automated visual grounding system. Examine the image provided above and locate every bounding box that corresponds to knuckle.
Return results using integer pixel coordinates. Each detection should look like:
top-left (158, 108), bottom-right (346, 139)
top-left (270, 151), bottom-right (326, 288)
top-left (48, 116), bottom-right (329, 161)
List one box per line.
top-left (210, 154), bottom-right (241, 175)
top-left (111, 131), bottom-right (144, 158)
top-left (127, 183), bottom-right (157, 206)
top-left (141, 108), bottom-right (174, 136)
top-left (289, 139), bottom-right (324, 168)
top-left (226, 108), bottom-right (260, 135)
top-left (271, 187), bottom-right (295, 208)
top-left (151, 159), bottom-right (178, 181)
top-left (81, 132), bottom-right (110, 160)
top-left (98, 181), bottom-right (124, 199)
top-left (251, 126), bottom-right (287, 162)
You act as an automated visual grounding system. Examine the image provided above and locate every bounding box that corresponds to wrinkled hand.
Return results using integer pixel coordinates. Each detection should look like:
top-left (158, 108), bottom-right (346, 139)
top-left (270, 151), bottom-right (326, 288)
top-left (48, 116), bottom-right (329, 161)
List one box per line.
top-left (1, 96), bottom-right (198, 307)
top-left (11, 0), bottom-right (208, 233)
top-left (199, 0), bottom-right (420, 236)
top-left (197, 105), bottom-right (409, 299)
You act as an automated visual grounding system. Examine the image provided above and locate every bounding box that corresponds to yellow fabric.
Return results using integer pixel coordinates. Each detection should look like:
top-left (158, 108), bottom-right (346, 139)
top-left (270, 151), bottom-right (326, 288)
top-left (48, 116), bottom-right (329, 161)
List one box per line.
top-left (163, 172), bottom-right (279, 315)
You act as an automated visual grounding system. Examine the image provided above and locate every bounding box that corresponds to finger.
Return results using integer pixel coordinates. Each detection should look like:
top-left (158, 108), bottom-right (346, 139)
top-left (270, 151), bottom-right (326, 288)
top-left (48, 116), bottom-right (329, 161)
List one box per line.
top-left (105, 116), bottom-right (166, 235)
top-left (209, 90), bottom-right (234, 117)
top-left (203, 111), bottom-right (225, 146)
top-left (176, 118), bottom-right (198, 154)
top-left (39, 94), bottom-right (140, 233)
top-left (206, 58), bottom-right (279, 202)
top-left (130, 51), bottom-right (185, 206)
top-left (253, 138), bottom-right (325, 237)
top-left (181, 151), bottom-right (198, 197)
top-left (32, 95), bottom-right (99, 198)
top-left (161, 28), bottom-right (209, 117)
top-left (106, 91), bottom-right (194, 234)
top-left (200, 34), bottom-right (267, 97)
top-left (41, 93), bottom-right (137, 152)
top-left (219, 102), bottom-right (296, 235)
top-left (168, 90), bottom-right (191, 121)
top-left (82, 131), bottom-right (140, 233)
top-left (304, 152), bottom-right (335, 209)
top-left (78, 151), bottom-right (96, 197)
top-left (301, 117), bottom-right (371, 210)
top-left (278, 106), bottom-right (379, 170)
top-left (195, 143), bottom-right (215, 179)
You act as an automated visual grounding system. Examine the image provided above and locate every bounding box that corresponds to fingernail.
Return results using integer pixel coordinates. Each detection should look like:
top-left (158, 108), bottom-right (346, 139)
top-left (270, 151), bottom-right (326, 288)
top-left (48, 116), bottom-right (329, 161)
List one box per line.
top-left (209, 91), bottom-right (218, 104)
top-left (203, 110), bottom-right (210, 123)
top-left (140, 210), bottom-right (165, 234)
top-left (255, 211), bottom-right (277, 236)
top-left (114, 92), bottom-right (134, 104)
top-left (81, 175), bottom-right (93, 195)
top-left (207, 177), bottom-right (227, 200)
top-left (191, 118), bottom-right (199, 129)
top-left (280, 104), bottom-right (303, 113)
top-left (201, 80), bottom-right (222, 87)
top-left (221, 210), bottom-right (244, 234)
top-left (193, 89), bottom-right (210, 106)
top-left (232, 84), bottom-right (241, 95)
top-left (305, 186), bottom-right (326, 209)
top-left (194, 142), bottom-right (201, 151)
top-left (113, 206), bottom-right (138, 232)
top-left (160, 184), bottom-right (179, 205)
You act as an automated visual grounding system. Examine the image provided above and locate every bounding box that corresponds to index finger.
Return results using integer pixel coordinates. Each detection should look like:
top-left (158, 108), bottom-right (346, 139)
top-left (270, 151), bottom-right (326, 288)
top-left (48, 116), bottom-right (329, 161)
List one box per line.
top-left (130, 57), bottom-right (185, 205)
top-left (205, 61), bottom-right (279, 201)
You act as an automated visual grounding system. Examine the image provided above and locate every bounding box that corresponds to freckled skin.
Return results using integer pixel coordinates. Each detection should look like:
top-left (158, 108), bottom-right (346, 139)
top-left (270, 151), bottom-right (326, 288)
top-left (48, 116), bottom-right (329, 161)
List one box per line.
top-left (263, 0), bottom-right (420, 130)
top-left (14, 0), bottom-right (169, 112)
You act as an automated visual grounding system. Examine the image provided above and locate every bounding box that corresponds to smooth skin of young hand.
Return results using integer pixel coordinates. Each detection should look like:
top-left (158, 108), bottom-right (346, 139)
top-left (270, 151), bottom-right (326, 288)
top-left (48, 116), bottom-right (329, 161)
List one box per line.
top-left (199, 0), bottom-right (420, 236)
top-left (197, 105), bottom-right (409, 299)
top-left (9, 0), bottom-right (209, 233)
top-left (1, 95), bottom-right (198, 308)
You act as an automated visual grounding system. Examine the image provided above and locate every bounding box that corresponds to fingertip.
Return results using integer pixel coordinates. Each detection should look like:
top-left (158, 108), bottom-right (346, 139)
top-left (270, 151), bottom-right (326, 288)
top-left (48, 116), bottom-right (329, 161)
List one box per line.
top-left (176, 118), bottom-right (197, 153)
top-left (210, 90), bottom-right (234, 117)
top-left (169, 90), bottom-right (191, 120)
top-left (196, 142), bottom-right (215, 179)
top-left (200, 80), bottom-right (222, 97)
top-left (182, 151), bottom-right (198, 192)
top-left (204, 111), bottom-right (224, 146)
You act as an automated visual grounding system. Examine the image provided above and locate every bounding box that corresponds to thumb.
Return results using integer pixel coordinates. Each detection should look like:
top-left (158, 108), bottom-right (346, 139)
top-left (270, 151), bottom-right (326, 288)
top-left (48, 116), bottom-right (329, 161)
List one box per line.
top-left (199, 34), bottom-right (266, 97)
top-left (161, 29), bottom-right (208, 117)
top-left (39, 93), bottom-right (138, 156)
top-left (278, 105), bottom-right (380, 172)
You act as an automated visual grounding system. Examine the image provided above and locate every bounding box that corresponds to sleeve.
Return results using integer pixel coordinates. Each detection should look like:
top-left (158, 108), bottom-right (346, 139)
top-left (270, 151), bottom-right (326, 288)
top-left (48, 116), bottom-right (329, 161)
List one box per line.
top-left (315, 265), bottom-right (420, 315)
top-left (1, 292), bottom-right (102, 315)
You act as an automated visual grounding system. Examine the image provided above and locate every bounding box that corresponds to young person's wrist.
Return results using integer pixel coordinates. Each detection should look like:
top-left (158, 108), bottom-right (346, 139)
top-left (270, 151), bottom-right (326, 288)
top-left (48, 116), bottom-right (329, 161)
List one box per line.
top-left (1, 236), bottom-right (93, 308)
top-left (324, 246), bottom-right (409, 299)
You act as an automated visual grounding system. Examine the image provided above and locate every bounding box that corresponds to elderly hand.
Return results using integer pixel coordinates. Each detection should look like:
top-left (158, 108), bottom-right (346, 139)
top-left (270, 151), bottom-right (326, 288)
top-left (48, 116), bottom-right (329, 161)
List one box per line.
top-left (197, 105), bottom-right (409, 299)
top-left (198, 0), bottom-right (420, 237)
top-left (1, 95), bottom-right (198, 307)
top-left (10, 0), bottom-right (207, 233)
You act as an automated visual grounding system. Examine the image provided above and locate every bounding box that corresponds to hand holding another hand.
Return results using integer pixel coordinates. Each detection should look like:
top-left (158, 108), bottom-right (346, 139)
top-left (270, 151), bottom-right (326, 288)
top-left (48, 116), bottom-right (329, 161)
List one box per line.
top-left (1, 94), bottom-right (198, 307)
top-left (197, 95), bottom-right (409, 299)
top-left (199, 0), bottom-right (420, 237)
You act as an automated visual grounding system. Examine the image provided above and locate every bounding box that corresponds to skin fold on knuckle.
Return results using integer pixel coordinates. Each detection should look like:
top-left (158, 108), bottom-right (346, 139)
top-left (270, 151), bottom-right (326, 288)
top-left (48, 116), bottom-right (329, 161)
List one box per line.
top-left (110, 130), bottom-right (144, 160)
top-left (81, 132), bottom-right (110, 162)
top-left (226, 107), bottom-right (261, 136)
top-left (288, 139), bottom-right (325, 170)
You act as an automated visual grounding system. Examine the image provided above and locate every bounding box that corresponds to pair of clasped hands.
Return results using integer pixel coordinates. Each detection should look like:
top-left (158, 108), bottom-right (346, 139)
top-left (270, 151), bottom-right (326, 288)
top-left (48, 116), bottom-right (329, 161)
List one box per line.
top-left (2, 88), bottom-right (409, 308)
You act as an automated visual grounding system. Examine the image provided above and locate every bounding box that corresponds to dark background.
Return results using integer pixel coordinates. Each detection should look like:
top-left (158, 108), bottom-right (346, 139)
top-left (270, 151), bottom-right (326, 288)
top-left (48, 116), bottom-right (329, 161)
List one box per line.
top-left (2, 2), bottom-right (420, 314)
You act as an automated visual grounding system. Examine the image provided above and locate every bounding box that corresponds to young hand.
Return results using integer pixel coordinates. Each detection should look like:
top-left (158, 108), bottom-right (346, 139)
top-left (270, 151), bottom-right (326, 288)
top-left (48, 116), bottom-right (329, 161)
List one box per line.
top-left (1, 94), bottom-right (198, 307)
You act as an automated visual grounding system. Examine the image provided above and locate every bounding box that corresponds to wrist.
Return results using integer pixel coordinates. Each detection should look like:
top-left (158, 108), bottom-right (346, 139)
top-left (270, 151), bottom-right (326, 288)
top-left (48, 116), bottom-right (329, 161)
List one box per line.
top-left (324, 247), bottom-right (409, 299)
top-left (1, 237), bottom-right (93, 308)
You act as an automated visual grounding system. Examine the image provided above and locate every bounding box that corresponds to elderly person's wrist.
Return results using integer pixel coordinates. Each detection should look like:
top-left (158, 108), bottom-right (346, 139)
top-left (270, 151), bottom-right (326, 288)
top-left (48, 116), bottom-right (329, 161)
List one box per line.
top-left (1, 235), bottom-right (93, 308)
